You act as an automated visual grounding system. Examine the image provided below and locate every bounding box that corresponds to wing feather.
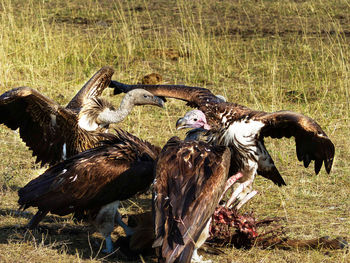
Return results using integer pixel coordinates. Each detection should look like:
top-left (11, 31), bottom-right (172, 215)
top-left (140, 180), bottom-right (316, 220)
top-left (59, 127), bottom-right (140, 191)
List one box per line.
top-left (0, 87), bottom-right (75, 166)
top-left (110, 81), bottom-right (221, 109)
top-left (66, 66), bottom-right (114, 110)
top-left (18, 129), bottom-right (158, 216)
top-left (110, 81), bottom-right (335, 176)
top-left (256, 110), bottom-right (335, 174)
top-left (153, 138), bottom-right (231, 263)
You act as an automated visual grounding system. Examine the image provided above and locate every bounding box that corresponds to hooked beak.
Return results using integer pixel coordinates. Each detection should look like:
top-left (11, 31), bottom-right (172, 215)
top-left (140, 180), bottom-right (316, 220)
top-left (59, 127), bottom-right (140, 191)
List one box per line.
top-left (153, 96), bottom-right (165, 108)
top-left (176, 117), bottom-right (189, 130)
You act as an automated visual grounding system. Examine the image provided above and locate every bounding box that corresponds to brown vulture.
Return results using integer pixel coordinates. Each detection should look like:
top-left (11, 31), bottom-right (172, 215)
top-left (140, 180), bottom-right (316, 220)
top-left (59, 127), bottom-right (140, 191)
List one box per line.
top-left (18, 129), bottom-right (161, 253)
top-left (0, 67), bottom-right (164, 166)
top-left (110, 81), bottom-right (335, 208)
top-left (153, 136), bottom-right (243, 263)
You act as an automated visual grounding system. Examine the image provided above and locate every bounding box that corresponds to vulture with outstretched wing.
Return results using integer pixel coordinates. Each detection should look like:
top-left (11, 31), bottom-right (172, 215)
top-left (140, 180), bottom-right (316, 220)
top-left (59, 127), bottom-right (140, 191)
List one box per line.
top-left (18, 129), bottom-right (161, 253)
top-left (110, 81), bottom-right (334, 208)
top-left (0, 67), bottom-right (164, 166)
top-left (153, 137), bottom-right (243, 263)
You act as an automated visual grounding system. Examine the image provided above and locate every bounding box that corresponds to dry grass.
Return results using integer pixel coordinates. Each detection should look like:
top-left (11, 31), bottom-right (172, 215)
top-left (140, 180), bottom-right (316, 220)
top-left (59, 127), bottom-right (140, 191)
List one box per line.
top-left (0, 0), bottom-right (349, 262)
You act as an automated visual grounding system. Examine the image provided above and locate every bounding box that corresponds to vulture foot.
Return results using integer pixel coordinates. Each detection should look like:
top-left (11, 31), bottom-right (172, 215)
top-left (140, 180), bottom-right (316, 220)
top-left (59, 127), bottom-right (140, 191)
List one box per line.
top-left (115, 210), bottom-right (134, 236)
top-left (235, 190), bottom-right (258, 210)
top-left (102, 235), bottom-right (114, 254)
top-left (225, 177), bottom-right (256, 209)
top-left (191, 248), bottom-right (212, 263)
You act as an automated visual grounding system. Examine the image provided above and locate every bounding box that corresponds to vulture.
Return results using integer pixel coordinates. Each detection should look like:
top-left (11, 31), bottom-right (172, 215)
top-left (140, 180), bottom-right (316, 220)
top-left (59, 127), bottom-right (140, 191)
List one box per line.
top-left (110, 81), bottom-right (335, 208)
top-left (0, 66), bottom-right (164, 166)
top-left (18, 129), bottom-right (161, 253)
top-left (153, 137), bottom-right (243, 263)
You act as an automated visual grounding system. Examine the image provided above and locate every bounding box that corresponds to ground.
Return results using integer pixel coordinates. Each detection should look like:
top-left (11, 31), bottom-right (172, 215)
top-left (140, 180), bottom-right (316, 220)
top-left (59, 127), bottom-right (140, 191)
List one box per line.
top-left (0, 0), bottom-right (349, 262)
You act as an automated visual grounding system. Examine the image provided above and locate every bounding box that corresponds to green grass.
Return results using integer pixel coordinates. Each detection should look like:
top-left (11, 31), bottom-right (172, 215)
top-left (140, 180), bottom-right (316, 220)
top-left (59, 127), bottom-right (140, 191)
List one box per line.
top-left (0, 0), bottom-right (349, 262)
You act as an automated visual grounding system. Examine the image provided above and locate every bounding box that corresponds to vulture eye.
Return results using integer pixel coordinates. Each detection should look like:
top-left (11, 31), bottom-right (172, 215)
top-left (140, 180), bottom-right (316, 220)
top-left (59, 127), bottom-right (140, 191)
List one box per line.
top-left (193, 118), bottom-right (198, 121)
top-left (143, 95), bottom-right (148, 98)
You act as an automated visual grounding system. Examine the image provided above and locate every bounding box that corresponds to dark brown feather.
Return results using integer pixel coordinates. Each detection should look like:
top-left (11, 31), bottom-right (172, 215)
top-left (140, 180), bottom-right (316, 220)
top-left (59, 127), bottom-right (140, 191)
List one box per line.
top-left (18, 129), bottom-right (160, 220)
top-left (255, 110), bottom-right (335, 174)
top-left (0, 87), bottom-right (75, 165)
top-left (110, 81), bottom-right (334, 175)
top-left (0, 67), bottom-right (115, 166)
top-left (153, 137), bottom-right (231, 263)
top-left (66, 66), bottom-right (114, 110)
top-left (110, 81), bottom-right (224, 112)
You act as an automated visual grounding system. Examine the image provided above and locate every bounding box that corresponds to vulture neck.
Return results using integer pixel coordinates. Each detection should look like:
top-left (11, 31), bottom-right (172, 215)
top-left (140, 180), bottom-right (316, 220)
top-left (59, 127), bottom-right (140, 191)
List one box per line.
top-left (98, 93), bottom-right (135, 124)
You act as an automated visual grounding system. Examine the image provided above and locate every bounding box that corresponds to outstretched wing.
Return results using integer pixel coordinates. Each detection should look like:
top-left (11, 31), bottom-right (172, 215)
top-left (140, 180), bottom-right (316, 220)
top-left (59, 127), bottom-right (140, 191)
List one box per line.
top-left (256, 139), bottom-right (287, 186)
top-left (110, 80), bottom-right (221, 109)
top-left (153, 137), bottom-right (231, 263)
top-left (255, 110), bottom-right (335, 175)
top-left (66, 66), bottom-right (114, 110)
top-left (18, 130), bottom-right (158, 216)
top-left (0, 87), bottom-right (75, 166)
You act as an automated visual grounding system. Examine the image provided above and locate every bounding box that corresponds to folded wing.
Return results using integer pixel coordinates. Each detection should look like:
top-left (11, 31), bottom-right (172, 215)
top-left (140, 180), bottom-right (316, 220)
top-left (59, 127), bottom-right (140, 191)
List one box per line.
top-left (18, 129), bottom-right (160, 216)
top-left (153, 137), bottom-right (231, 263)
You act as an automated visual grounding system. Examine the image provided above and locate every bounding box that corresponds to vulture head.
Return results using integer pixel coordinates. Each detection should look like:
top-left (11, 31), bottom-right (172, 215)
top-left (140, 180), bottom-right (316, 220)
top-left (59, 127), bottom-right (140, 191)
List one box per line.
top-left (176, 109), bottom-right (210, 130)
top-left (95, 89), bottom-right (164, 128)
top-left (128, 89), bottom-right (165, 107)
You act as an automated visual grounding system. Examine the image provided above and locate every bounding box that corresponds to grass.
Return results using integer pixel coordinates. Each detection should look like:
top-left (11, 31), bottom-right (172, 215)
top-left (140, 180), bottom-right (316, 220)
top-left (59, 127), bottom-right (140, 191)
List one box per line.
top-left (0, 0), bottom-right (349, 262)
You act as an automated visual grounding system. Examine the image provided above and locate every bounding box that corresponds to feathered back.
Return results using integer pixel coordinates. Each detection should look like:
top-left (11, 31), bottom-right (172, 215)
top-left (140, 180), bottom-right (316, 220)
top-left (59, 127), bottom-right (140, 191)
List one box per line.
top-left (153, 137), bottom-right (231, 263)
top-left (18, 129), bottom-right (160, 217)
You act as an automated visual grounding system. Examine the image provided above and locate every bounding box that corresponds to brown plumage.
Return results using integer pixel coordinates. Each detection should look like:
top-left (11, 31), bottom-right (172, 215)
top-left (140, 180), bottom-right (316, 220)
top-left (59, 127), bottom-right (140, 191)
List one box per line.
top-left (111, 81), bottom-right (334, 208)
top-left (0, 67), bottom-right (164, 166)
top-left (153, 137), bottom-right (233, 263)
top-left (18, 129), bottom-right (161, 253)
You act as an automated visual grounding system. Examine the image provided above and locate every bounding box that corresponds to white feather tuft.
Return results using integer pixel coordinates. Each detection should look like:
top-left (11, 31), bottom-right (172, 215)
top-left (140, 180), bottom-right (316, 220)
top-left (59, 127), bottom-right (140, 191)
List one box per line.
top-left (78, 114), bottom-right (98, 131)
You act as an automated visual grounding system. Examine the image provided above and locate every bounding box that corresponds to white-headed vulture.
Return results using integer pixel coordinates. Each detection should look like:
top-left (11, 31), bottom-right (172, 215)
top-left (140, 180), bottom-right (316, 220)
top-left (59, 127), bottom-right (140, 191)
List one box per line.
top-left (0, 67), bottom-right (164, 166)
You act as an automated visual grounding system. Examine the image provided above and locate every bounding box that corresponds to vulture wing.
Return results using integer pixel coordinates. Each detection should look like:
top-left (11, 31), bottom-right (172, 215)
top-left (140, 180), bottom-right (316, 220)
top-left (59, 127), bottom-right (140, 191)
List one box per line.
top-left (66, 66), bottom-right (114, 110)
top-left (255, 110), bottom-right (334, 175)
top-left (255, 139), bottom-right (287, 186)
top-left (110, 81), bottom-right (334, 176)
top-left (0, 87), bottom-right (76, 166)
top-left (110, 81), bottom-right (222, 109)
top-left (153, 137), bottom-right (231, 263)
top-left (18, 129), bottom-right (159, 216)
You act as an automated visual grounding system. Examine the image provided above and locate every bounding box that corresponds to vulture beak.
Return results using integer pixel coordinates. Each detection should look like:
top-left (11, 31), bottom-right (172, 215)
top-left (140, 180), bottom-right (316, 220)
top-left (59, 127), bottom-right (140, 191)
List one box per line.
top-left (176, 117), bottom-right (188, 130)
top-left (154, 96), bottom-right (165, 108)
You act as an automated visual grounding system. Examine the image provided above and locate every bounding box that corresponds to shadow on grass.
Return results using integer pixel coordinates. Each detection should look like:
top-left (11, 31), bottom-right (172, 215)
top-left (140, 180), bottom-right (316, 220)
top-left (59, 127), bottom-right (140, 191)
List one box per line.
top-left (0, 195), bottom-right (154, 262)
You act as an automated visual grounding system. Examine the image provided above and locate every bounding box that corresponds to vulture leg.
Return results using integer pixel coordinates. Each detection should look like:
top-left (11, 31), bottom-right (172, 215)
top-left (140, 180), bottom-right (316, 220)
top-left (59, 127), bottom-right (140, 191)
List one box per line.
top-left (115, 208), bottom-right (134, 236)
top-left (104, 236), bottom-right (113, 254)
top-left (225, 178), bottom-right (254, 208)
top-left (219, 172), bottom-right (244, 201)
top-left (27, 210), bottom-right (49, 229)
top-left (235, 190), bottom-right (258, 210)
top-left (192, 249), bottom-right (212, 263)
top-left (95, 201), bottom-right (120, 253)
top-left (95, 201), bottom-right (134, 253)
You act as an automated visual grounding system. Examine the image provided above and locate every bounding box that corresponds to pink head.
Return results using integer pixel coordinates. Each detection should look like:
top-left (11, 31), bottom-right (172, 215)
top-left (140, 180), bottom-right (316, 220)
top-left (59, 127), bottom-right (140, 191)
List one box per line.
top-left (176, 110), bottom-right (211, 130)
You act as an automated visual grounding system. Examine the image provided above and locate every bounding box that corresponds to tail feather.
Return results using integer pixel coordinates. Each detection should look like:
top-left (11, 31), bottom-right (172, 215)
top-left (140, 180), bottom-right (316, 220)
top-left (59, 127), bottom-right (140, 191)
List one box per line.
top-left (175, 242), bottom-right (195, 263)
top-left (18, 164), bottom-right (67, 209)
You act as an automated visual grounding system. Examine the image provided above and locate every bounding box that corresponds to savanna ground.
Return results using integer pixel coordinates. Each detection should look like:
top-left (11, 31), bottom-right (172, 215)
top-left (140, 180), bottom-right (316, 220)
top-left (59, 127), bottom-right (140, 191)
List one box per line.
top-left (0, 0), bottom-right (349, 262)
